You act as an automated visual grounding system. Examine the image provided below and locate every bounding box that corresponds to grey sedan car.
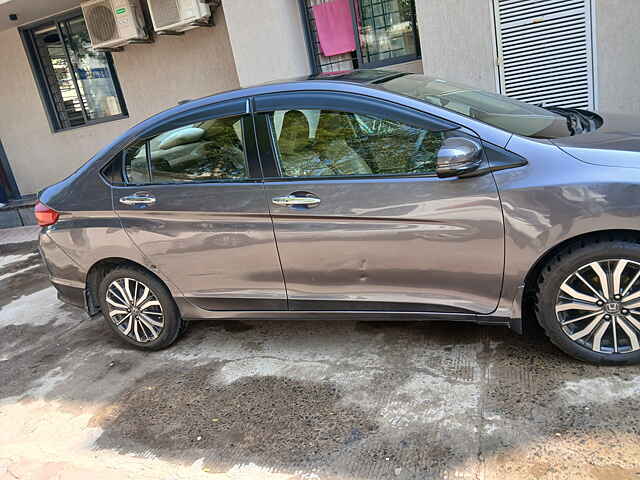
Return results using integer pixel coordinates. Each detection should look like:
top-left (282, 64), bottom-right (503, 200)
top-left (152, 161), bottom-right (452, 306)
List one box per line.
top-left (37, 70), bottom-right (640, 365)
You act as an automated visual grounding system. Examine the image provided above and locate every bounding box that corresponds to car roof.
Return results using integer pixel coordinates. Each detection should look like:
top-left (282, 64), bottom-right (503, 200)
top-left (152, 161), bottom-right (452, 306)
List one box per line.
top-left (73, 70), bottom-right (512, 180)
top-left (274, 69), bottom-right (407, 85)
top-left (133, 70), bottom-right (416, 135)
top-left (175, 69), bottom-right (407, 106)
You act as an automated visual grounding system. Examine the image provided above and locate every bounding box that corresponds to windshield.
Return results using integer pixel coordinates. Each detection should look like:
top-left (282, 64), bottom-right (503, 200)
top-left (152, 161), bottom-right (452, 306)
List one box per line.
top-left (380, 74), bottom-right (577, 139)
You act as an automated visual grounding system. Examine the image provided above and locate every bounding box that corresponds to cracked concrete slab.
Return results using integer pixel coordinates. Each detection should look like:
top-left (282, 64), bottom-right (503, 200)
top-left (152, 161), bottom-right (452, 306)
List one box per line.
top-left (0, 233), bottom-right (639, 479)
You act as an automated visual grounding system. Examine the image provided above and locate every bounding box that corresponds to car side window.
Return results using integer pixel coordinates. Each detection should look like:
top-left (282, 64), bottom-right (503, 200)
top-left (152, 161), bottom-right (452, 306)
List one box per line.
top-left (123, 142), bottom-right (150, 184)
top-left (123, 115), bottom-right (248, 185)
top-left (269, 109), bottom-right (444, 178)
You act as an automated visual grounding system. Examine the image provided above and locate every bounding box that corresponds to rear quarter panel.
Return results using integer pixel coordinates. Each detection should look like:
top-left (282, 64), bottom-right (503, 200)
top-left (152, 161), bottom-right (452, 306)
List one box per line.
top-left (39, 170), bottom-right (182, 299)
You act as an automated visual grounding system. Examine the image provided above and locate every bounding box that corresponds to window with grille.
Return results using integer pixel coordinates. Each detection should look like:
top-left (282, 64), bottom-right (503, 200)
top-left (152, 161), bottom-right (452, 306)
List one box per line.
top-left (21, 11), bottom-right (128, 132)
top-left (301, 0), bottom-right (421, 73)
top-left (494, 0), bottom-right (596, 109)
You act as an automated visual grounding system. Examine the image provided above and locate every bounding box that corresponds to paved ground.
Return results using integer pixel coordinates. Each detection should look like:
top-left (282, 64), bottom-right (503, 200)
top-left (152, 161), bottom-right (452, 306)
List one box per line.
top-left (1, 228), bottom-right (639, 480)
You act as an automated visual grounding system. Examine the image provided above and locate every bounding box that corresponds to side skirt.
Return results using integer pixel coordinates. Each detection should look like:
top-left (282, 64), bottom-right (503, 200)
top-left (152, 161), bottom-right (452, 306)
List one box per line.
top-left (176, 299), bottom-right (510, 326)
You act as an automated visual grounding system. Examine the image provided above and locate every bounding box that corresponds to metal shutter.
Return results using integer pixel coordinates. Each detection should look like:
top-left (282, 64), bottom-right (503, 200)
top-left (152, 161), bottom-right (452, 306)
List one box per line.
top-left (494, 0), bottom-right (595, 109)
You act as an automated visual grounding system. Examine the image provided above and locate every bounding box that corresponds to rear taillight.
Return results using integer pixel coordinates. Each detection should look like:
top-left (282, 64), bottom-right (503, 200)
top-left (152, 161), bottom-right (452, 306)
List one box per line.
top-left (35, 201), bottom-right (59, 227)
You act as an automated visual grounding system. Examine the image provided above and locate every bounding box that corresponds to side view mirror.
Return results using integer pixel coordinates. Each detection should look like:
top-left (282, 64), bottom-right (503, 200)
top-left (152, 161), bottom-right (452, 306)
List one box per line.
top-left (436, 137), bottom-right (483, 178)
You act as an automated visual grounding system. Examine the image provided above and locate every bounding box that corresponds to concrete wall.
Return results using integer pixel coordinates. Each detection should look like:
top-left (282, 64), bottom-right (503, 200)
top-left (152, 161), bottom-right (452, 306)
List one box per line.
top-left (0, 7), bottom-right (239, 195)
top-left (223, 0), bottom-right (311, 87)
top-left (594, 0), bottom-right (640, 114)
top-left (388, 59), bottom-right (423, 74)
top-left (3, 0), bottom-right (639, 197)
top-left (415, 0), bottom-right (497, 91)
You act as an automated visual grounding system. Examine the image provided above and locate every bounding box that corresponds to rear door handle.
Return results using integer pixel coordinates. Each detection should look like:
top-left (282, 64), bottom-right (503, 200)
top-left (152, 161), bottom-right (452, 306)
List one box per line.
top-left (272, 194), bottom-right (321, 208)
top-left (119, 192), bottom-right (156, 206)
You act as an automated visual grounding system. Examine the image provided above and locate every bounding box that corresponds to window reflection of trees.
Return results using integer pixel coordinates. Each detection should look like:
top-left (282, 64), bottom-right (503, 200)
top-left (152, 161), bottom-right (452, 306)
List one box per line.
top-left (274, 109), bottom-right (442, 178)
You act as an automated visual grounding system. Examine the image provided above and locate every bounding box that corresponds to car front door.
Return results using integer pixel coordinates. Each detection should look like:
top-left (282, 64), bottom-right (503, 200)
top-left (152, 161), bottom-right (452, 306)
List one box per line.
top-left (254, 92), bottom-right (504, 314)
top-left (113, 99), bottom-right (287, 311)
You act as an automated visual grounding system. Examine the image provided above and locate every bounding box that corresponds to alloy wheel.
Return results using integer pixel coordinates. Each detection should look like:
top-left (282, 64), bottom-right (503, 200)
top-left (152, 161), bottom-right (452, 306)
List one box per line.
top-left (555, 259), bottom-right (640, 354)
top-left (105, 278), bottom-right (165, 343)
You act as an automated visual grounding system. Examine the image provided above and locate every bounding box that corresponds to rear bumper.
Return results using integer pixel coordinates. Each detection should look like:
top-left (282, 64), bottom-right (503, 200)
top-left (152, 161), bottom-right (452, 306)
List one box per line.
top-left (39, 231), bottom-right (87, 310)
top-left (50, 279), bottom-right (86, 309)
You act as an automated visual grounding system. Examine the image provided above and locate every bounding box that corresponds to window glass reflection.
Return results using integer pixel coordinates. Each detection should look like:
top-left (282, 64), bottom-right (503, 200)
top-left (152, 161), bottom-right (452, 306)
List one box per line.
top-left (30, 15), bottom-right (126, 130)
top-left (359, 0), bottom-right (418, 64)
top-left (33, 25), bottom-right (85, 128)
top-left (63, 17), bottom-right (123, 120)
top-left (272, 109), bottom-right (442, 178)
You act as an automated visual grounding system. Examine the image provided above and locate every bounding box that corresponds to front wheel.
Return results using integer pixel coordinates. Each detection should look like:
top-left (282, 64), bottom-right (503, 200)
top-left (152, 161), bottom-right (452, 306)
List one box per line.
top-left (98, 267), bottom-right (183, 350)
top-left (536, 239), bottom-right (640, 365)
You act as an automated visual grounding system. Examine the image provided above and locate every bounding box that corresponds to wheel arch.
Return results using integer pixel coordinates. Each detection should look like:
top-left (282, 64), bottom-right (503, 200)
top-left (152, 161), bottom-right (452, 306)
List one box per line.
top-left (85, 257), bottom-right (166, 316)
top-left (521, 229), bottom-right (640, 331)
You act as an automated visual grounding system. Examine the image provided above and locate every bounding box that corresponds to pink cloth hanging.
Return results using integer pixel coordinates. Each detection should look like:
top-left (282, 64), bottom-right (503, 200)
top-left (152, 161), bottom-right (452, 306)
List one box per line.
top-left (312, 0), bottom-right (356, 57)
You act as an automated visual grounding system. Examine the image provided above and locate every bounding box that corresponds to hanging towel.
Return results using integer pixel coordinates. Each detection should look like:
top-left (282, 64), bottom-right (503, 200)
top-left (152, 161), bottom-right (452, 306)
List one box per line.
top-left (312, 0), bottom-right (356, 57)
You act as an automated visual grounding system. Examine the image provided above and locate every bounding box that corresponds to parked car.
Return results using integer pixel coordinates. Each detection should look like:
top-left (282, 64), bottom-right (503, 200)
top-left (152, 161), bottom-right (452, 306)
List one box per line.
top-left (37, 70), bottom-right (640, 365)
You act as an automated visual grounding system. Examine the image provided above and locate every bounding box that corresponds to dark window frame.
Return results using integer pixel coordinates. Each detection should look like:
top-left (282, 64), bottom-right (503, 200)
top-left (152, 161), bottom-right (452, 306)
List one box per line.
top-left (19, 9), bottom-right (128, 134)
top-left (299, 0), bottom-right (421, 74)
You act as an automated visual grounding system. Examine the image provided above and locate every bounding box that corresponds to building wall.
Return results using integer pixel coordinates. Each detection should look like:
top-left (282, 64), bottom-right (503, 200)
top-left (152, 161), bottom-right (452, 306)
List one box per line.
top-left (2, 0), bottom-right (639, 197)
top-left (0, 7), bottom-right (240, 195)
top-left (223, 0), bottom-right (311, 87)
top-left (415, 0), bottom-right (497, 91)
top-left (415, 0), bottom-right (640, 114)
top-left (388, 59), bottom-right (423, 74)
top-left (594, 0), bottom-right (640, 114)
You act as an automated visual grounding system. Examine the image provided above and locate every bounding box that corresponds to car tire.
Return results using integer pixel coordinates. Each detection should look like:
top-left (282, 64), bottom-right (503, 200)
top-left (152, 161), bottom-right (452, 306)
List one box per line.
top-left (536, 237), bottom-right (640, 365)
top-left (98, 266), bottom-right (183, 350)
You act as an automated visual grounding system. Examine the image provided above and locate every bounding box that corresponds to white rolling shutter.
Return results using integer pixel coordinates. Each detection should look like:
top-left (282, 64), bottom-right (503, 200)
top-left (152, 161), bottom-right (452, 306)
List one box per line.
top-left (494, 0), bottom-right (595, 109)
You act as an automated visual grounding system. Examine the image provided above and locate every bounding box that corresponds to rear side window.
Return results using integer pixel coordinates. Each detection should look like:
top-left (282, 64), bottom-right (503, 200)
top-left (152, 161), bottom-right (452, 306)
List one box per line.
top-left (124, 142), bottom-right (150, 184)
top-left (269, 109), bottom-right (443, 178)
top-left (123, 115), bottom-right (248, 185)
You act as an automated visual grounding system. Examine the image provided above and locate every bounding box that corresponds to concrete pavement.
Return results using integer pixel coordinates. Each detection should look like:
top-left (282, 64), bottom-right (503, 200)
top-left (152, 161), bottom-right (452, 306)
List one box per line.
top-left (1, 228), bottom-right (639, 479)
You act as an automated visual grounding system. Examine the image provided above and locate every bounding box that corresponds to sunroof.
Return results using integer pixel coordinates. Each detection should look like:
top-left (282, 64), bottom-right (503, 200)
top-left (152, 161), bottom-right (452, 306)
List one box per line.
top-left (312, 69), bottom-right (406, 84)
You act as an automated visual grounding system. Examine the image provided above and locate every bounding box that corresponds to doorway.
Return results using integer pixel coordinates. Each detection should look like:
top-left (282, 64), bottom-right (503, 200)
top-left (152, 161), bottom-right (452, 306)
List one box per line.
top-left (0, 139), bottom-right (20, 203)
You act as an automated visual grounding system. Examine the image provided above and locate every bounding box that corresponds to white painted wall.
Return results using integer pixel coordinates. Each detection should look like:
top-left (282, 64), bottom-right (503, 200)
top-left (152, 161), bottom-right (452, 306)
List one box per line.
top-left (593, 0), bottom-right (640, 113)
top-left (415, 0), bottom-right (497, 91)
top-left (223, 0), bottom-right (311, 87)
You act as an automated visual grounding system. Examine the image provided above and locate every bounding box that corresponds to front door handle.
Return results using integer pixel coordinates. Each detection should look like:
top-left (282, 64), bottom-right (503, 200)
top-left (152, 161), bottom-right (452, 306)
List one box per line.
top-left (272, 194), bottom-right (321, 208)
top-left (119, 192), bottom-right (156, 206)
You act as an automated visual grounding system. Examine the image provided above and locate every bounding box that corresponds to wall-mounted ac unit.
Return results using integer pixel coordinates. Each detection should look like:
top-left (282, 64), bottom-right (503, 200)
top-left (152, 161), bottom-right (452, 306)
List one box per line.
top-left (147, 0), bottom-right (218, 34)
top-left (81, 0), bottom-right (148, 50)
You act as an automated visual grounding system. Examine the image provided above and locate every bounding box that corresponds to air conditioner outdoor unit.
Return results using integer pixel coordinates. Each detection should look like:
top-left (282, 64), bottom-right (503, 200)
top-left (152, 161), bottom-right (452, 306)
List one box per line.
top-left (81, 0), bottom-right (148, 50)
top-left (147, 0), bottom-right (218, 34)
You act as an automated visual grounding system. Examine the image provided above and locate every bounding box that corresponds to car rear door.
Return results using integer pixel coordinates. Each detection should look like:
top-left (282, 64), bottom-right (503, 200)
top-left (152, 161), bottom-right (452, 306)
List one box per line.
top-left (113, 98), bottom-right (287, 311)
top-left (254, 92), bottom-right (504, 314)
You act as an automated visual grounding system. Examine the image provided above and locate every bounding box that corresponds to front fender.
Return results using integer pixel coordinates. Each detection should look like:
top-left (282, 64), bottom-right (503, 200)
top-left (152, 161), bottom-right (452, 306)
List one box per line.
top-left (493, 135), bottom-right (640, 320)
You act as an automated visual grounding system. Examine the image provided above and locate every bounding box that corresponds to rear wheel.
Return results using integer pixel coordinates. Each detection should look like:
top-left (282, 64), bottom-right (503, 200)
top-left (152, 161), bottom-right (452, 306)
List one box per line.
top-left (98, 267), bottom-right (183, 350)
top-left (536, 239), bottom-right (640, 365)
